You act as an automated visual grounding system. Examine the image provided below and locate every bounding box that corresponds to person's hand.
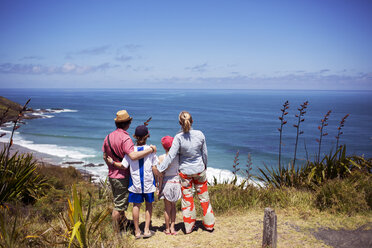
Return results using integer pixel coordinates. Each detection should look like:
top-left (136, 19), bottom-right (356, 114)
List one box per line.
top-left (107, 156), bottom-right (114, 165)
top-left (152, 166), bottom-right (162, 179)
top-left (150, 145), bottom-right (157, 153)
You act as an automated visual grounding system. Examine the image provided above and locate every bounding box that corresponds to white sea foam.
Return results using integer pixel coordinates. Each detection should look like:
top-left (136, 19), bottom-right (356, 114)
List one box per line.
top-left (18, 140), bottom-right (95, 160)
top-left (0, 127), bottom-right (95, 160)
top-left (28, 108), bottom-right (78, 119)
top-left (206, 167), bottom-right (261, 186)
top-left (45, 109), bottom-right (78, 114)
top-left (29, 112), bottom-right (54, 118)
top-left (206, 167), bottom-right (242, 184)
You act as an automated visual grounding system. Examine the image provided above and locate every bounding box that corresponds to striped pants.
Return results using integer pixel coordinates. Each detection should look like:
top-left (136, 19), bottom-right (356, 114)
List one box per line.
top-left (179, 170), bottom-right (215, 233)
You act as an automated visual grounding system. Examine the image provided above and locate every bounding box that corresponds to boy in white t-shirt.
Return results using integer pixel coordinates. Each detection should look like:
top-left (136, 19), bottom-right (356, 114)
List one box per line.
top-left (108, 124), bottom-right (158, 239)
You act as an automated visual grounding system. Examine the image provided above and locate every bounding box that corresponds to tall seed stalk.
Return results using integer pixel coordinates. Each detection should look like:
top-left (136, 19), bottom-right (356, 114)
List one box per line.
top-left (293, 101), bottom-right (308, 167)
top-left (4, 99), bottom-right (31, 170)
top-left (278, 100), bottom-right (289, 168)
top-left (0, 107), bottom-right (11, 139)
top-left (232, 150), bottom-right (240, 176)
top-left (335, 114), bottom-right (349, 150)
top-left (244, 153), bottom-right (253, 181)
top-left (316, 110), bottom-right (331, 163)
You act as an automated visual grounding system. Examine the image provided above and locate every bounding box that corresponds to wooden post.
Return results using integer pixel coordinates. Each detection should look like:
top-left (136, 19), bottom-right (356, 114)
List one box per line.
top-left (262, 207), bottom-right (277, 248)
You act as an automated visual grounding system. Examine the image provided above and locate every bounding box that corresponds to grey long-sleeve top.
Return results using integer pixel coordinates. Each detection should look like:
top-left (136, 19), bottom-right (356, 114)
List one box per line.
top-left (157, 129), bottom-right (208, 175)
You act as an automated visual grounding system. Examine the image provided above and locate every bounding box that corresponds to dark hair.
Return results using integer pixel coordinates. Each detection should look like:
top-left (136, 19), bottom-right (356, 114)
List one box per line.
top-left (133, 134), bottom-right (149, 145)
top-left (115, 120), bottom-right (132, 130)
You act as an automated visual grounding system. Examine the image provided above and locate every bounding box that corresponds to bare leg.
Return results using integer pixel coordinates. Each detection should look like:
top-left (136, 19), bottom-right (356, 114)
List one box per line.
top-left (112, 210), bottom-right (120, 233)
top-left (119, 211), bottom-right (128, 231)
top-left (132, 203), bottom-right (141, 237)
top-left (170, 202), bottom-right (177, 234)
top-left (144, 202), bottom-right (153, 235)
top-left (112, 210), bottom-right (126, 233)
top-left (164, 199), bottom-right (172, 234)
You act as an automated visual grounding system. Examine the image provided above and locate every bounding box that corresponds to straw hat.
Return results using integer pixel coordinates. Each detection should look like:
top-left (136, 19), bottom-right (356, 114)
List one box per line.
top-left (114, 110), bottom-right (132, 123)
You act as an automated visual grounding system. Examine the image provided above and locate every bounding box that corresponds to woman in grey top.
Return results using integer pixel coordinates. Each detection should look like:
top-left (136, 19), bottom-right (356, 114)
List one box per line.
top-left (155, 111), bottom-right (215, 234)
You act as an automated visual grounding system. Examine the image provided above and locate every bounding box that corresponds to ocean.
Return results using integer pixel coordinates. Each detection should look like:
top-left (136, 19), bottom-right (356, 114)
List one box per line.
top-left (1, 89), bottom-right (371, 182)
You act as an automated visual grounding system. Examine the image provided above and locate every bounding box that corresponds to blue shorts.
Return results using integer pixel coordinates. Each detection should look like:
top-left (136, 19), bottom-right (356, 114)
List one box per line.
top-left (128, 192), bottom-right (155, 203)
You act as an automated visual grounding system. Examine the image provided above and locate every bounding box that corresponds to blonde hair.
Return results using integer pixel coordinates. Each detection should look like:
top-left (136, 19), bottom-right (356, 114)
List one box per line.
top-left (179, 111), bottom-right (193, 133)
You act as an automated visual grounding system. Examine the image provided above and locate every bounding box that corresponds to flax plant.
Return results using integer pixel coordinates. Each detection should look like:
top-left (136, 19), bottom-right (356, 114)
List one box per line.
top-left (278, 100), bottom-right (289, 168)
top-left (57, 184), bottom-right (110, 248)
top-left (293, 101), bottom-right (308, 167)
top-left (316, 110), bottom-right (331, 163)
top-left (0, 150), bottom-right (48, 207)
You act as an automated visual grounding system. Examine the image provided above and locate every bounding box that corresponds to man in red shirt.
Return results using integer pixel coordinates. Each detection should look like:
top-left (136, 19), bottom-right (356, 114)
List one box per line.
top-left (103, 110), bottom-right (156, 233)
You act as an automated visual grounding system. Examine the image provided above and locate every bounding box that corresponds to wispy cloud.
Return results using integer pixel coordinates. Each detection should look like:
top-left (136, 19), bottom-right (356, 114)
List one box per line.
top-left (115, 44), bottom-right (142, 62)
top-left (185, 63), bottom-right (208, 73)
top-left (116, 55), bottom-right (133, 62)
top-left (123, 44), bottom-right (142, 52)
top-left (112, 43), bottom-right (143, 64)
top-left (20, 56), bottom-right (44, 61)
top-left (151, 70), bottom-right (372, 90)
top-left (319, 69), bottom-right (330, 74)
top-left (0, 62), bottom-right (117, 75)
top-left (66, 45), bottom-right (110, 59)
top-left (125, 65), bottom-right (152, 72)
top-left (76, 45), bottom-right (110, 55)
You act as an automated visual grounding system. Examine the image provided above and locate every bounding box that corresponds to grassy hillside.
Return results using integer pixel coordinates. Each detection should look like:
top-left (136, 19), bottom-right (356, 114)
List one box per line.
top-left (0, 96), bottom-right (23, 123)
top-left (0, 157), bottom-right (371, 248)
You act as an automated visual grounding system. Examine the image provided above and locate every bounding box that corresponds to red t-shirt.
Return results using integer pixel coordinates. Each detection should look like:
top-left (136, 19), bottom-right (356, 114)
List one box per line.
top-left (102, 128), bottom-right (134, 179)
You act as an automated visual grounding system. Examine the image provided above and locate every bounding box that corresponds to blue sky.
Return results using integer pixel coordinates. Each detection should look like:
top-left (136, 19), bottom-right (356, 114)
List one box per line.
top-left (0, 0), bottom-right (371, 89)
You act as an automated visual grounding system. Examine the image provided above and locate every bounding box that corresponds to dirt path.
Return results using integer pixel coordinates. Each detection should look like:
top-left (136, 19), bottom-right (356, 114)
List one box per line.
top-left (313, 223), bottom-right (372, 248)
top-left (132, 209), bottom-right (340, 248)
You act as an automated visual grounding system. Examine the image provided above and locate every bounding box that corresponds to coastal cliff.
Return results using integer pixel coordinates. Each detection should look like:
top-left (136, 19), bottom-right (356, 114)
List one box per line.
top-left (0, 96), bottom-right (66, 125)
top-left (0, 96), bottom-right (23, 123)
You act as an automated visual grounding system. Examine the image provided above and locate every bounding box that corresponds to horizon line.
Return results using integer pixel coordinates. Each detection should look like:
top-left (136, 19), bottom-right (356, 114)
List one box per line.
top-left (1, 88), bottom-right (372, 92)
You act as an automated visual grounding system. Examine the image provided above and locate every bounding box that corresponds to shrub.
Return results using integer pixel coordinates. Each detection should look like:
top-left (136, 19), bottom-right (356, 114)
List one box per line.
top-left (208, 184), bottom-right (314, 214)
top-left (36, 164), bottom-right (82, 190)
top-left (348, 171), bottom-right (372, 209)
top-left (258, 187), bottom-right (292, 209)
top-left (33, 187), bottom-right (67, 221)
top-left (315, 177), bottom-right (369, 214)
top-left (209, 184), bottom-right (260, 214)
